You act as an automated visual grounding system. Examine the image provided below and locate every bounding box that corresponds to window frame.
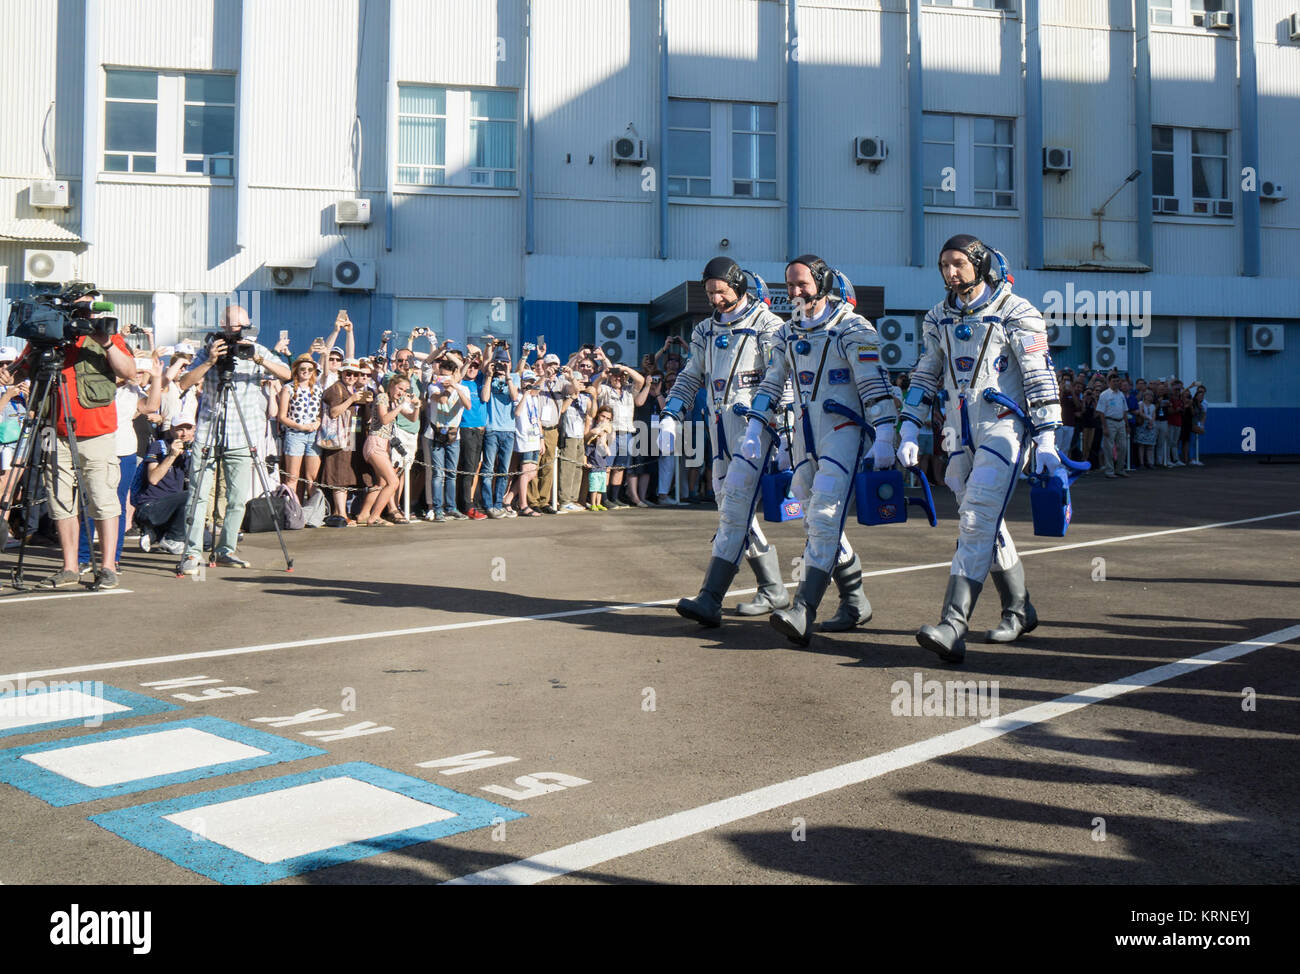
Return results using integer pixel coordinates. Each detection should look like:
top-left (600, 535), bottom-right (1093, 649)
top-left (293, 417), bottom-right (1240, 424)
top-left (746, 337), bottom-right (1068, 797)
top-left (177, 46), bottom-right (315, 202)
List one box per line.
top-left (1140, 317), bottom-right (1235, 407)
top-left (102, 68), bottom-right (237, 179)
top-left (396, 85), bottom-right (518, 191)
top-left (922, 112), bottom-right (1016, 210)
top-left (923, 0), bottom-right (1017, 9)
top-left (667, 98), bottom-right (780, 202)
top-left (1149, 0), bottom-right (1233, 28)
top-left (1151, 126), bottom-right (1233, 219)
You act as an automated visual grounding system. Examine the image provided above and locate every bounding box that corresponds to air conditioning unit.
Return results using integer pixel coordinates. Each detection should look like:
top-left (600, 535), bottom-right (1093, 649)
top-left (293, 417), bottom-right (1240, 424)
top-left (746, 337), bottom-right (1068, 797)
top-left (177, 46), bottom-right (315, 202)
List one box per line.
top-left (1043, 146), bottom-right (1073, 173)
top-left (1044, 320), bottom-right (1072, 348)
top-left (1206, 10), bottom-right (1233, 29)
top-left (30, 180), bottom-right (71, 209)
top-left (593, 310), bottom-right (638, 364)
top-left (331, 259), bottom-right (375, 291)
top-left (1261, 181), bottom-right (1287, 202)
top-left (1153, 196), bottom-right (1180, 214)
top-left (334, 199), bottom-right (371, 226)
top-left (24, 249), bottom-right (74, 283)
top-left (875, 315), bottom-right (918, 370)
top-left (1215, 200), bottom-right (1233, 217)
top-left (611, 136), bottom-right (646, 165)
top-left (1245, 324), bottom-right (1284, 353)
top-left (1090, 323), bottom-right (1128, 373)
top-left (854, 137), bottom-right (888, 166)
top-left (266, 259), bottom-right (317, 291)
top-left (1290, 12), bottom-right (1300, 41)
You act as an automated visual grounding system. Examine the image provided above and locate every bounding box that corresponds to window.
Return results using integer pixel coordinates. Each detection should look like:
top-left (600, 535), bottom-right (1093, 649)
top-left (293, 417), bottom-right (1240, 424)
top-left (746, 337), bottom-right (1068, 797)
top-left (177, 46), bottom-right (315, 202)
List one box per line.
top-left (104, 69), bottom-right (236, 177)
top-left (394, 299), bottom-right (447, 344)
top-left (924, 0), bottom-right (1015, 8)
top-left (923, 113), bottom-right (1014, 209)
top-left (466, 298), bottom-right (518, 349)
top-left (730, 103), bottom-right (776, 199)
top-left (183, 74), bottom-right (235, 176)
top-left (667, 100), bottom-right (711, 197)
top-left (397, 86), bottom-right (516, 189)
top-left (105, 71), bottom-right (158, 172)
top-left (667, 99), bottom-right (778, 200)
top-left (1150, 0), bottom-right (1231, 27)
top-left (1152, 126), bottom-right (1231, 217)
top-left (1140, 317), bottom-right (1234, 404)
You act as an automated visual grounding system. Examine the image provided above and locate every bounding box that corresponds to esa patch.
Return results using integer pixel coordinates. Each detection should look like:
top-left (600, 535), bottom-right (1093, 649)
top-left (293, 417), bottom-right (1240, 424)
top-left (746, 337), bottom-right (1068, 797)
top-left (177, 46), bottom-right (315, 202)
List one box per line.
top-left (827, 368), bottom-right (850, 385)
top-left (713, 378), bottom-right (726, 392)
top-left (955, 356), bottom-right (975, 372)
top-left (736, 370), bottom-right (763, 388)
top-left (994, 354), bottom-right (1009, 373)
top-left (857, 345), bottom-right (879, 362)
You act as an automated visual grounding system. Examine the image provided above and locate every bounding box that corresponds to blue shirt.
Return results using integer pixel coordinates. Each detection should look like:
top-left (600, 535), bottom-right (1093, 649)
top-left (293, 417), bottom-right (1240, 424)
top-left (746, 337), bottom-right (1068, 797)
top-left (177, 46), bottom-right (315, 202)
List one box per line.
top-left (135, 439), bottom-right (189, 505)
top-left (480, 373), bottom-right (516, 432)
top-left (460, 374), bottom-right (488, 428)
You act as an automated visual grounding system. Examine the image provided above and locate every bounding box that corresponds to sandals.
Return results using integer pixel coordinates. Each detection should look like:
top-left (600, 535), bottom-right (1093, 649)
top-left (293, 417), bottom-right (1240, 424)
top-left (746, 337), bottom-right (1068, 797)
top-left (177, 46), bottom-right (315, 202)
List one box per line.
top-left (519, 508), bottom-right (542, 517)
top-left (389, 513), bottom-right (411, 524)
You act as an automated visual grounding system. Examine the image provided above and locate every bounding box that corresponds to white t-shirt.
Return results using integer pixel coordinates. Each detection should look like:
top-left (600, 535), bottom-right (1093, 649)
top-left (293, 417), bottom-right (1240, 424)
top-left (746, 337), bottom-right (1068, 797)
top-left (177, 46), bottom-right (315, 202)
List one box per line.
top-left (598, 385), bottom-right (635, 433)
top-left (114, 383), bottom-right (148, 456)
top-left (515, 393), bottom-right (542, 452)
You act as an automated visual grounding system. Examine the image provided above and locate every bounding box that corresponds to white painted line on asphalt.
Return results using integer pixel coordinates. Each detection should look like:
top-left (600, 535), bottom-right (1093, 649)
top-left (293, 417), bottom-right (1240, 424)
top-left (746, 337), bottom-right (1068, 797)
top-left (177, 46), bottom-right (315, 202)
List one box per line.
top-left (0, 589), bottom-right (132, 606)
top-left (445, 623), bottom-right (1300, 885)
top-left (2, 508), bottom-right (1296, 684)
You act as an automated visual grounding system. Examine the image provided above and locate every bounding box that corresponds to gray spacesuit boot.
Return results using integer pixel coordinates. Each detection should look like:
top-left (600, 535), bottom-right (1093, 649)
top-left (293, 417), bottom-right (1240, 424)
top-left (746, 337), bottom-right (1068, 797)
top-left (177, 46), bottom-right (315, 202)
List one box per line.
top-left (769, 566), bottom-right (833, 647)
top-left (736, 546), bottom-right (791, 616)
top-left (820, 553), bottom-right (873, 632)
top-left (983, 561), bottom-right (1038, 643)
top-left (676, 557), bottom-right (740, 628)
top-left (915, 574), bottom-right (983, 664)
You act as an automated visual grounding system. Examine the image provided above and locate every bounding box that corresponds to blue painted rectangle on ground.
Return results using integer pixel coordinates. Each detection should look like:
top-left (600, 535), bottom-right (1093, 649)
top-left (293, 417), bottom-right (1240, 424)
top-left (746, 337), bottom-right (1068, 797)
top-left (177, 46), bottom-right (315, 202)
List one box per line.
top-left (0, 716), bottom-right (326, 807)
top-left (0, 682), bottom-right (179, 739)
top-left (89, 762), bottom-right (527, 885)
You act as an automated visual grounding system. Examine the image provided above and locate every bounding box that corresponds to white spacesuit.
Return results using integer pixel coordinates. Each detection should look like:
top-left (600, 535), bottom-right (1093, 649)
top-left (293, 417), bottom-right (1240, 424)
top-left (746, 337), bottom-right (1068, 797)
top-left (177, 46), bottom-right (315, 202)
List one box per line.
top-left (897, 235), bottom-right (1062, 663)
top-left (672, 258), bottom-right (791, 627)
top-left (741, 255), bottom-right (899, 646)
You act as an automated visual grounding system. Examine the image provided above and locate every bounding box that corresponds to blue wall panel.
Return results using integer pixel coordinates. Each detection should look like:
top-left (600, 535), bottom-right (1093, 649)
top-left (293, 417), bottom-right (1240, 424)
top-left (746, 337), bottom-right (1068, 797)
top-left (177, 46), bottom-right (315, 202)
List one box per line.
top-left (522, 300), bottom-right (579, 361)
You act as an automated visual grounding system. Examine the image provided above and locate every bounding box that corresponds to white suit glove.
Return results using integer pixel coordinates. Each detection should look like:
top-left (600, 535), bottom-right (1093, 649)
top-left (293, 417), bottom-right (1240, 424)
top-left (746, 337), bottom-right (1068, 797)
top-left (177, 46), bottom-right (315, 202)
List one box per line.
top-left (896, 420), bottom-right (920, 468)
top-left (739, 417), bottom-right (766, 460)
top-left (1033, 431), bottom-right (1061, 476)
top-left (869, 424), bottom-right (897, 470)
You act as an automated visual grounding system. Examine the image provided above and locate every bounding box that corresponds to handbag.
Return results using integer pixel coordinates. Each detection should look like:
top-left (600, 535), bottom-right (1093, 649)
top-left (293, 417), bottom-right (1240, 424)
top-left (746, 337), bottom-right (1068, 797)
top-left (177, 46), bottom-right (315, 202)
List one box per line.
top-left (0, 416), bottom-right (20, 445)
top-left (317, 408), bottom-right (348, 450)
top-left (301, 487), bottom-right (328, 528)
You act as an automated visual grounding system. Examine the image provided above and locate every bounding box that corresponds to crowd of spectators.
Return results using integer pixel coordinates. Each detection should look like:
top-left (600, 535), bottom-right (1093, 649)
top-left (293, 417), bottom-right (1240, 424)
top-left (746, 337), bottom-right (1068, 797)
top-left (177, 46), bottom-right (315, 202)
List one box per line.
top-left (1, 308), bottom-right (1213, 583)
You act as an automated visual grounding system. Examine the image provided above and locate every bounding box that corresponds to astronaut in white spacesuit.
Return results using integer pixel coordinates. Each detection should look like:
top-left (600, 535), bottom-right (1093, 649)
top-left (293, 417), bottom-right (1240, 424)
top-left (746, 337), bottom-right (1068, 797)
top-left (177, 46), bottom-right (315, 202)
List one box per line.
top-left (737, 255), bottom-right (899, 646)
top-left (669, 257), bottom-right (791, 627)
top-left (896, 234), bottom-right (1062, 664)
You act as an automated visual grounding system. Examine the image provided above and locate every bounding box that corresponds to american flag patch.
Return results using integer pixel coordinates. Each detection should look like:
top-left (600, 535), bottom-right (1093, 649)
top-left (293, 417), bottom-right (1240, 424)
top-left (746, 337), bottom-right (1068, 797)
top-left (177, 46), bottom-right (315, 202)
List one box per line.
top-left (857, 344), bottom-right (879, 362)
top-left (1019, 332), bottom-right (1049, 356)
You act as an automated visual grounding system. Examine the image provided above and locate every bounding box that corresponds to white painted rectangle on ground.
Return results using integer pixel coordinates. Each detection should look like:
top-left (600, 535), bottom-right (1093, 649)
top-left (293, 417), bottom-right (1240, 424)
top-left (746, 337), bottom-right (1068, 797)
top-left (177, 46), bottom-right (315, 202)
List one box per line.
top-left (0, 690), bottom-right (130, 732)
top-left (162, 776), bottom-right (458, 864)
top-left (20, 727), bottom-right (268, 787)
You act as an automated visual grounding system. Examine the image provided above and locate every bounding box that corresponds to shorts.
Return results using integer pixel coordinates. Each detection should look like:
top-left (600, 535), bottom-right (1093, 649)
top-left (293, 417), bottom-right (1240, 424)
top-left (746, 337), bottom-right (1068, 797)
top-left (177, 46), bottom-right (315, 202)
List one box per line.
top-left (612, 431), bottom-right (632, 469)
top-left (44, 432), bottom-right (121, 521)
top-left (282, 428), bottom-right (321, 457)
top-left (362, 433), bottom-right (392, 468)
top-left (588, 470), bottom-right (607, 492)
top-left (518, 450), bottom-right (540, 465)
top-left (0, 444), bottom-right (14, 471)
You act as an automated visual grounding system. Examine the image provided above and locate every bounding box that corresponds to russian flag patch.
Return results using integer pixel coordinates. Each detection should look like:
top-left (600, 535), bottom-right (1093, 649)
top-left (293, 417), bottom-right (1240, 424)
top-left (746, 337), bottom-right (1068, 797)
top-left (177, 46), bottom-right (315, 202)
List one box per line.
top-left (857, 344), bottom-right (879, 362)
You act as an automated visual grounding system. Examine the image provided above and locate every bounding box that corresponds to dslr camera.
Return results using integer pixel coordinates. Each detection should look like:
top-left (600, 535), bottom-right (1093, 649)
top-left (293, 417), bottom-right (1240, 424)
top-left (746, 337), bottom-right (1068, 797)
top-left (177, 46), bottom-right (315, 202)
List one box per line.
top-left (6, 281), bottom-right (118, 347)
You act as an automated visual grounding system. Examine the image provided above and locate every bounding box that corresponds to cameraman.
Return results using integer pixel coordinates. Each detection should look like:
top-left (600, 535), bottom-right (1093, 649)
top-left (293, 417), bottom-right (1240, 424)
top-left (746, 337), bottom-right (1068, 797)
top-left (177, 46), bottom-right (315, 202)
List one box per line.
top-left (0, 296), bottom-right (137, 589)
top-left (478, 340), bottom-right (520, 517)
top-left (175, 305), bottom-right (288, 572)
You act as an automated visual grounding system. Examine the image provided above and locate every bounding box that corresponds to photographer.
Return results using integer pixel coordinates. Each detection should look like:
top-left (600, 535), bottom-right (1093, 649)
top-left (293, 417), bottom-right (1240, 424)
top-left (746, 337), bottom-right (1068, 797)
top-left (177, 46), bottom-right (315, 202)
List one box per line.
top-left (557, 355), bottom-right (595, 512)
top-left (0, 295), bottom-right (137, 589)
top-left (421, 351), bottom-right (470, 521)
top-left (478, 340), bottom-right (520, 518)
top-left (175, 305), bottom-right (288, 572)
top-left (531, 348), bottom-right (569, 514)
top-left (593, 350), bottom-right (646, 508)
top-left (457, 345), bottom-right (489, 518)
top-left (133, 414), bottom-right (195, 555)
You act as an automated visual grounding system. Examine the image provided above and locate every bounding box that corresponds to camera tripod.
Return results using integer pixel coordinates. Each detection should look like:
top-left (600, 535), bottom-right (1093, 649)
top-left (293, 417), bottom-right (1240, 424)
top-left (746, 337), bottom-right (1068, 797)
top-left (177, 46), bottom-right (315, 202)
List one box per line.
top-left (0, 344), bottom-right (111, 591)
top-left (177, 365), bottom-right (293, 575)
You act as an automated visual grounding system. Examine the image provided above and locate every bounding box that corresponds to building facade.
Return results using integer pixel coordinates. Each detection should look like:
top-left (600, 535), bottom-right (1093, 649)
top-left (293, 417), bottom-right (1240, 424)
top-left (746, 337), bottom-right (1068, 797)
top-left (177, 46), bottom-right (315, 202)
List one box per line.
top-left (2, 0), bottom-right (1297, 453)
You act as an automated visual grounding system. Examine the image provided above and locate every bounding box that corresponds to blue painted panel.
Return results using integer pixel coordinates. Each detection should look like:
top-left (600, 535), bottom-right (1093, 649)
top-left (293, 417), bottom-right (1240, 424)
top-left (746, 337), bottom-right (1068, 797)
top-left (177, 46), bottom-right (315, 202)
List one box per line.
top-left (0, 716), bottom-right (325, 807)
top-left (90, 761), bottom-right (527, 885)
top-left (1199, 408), bottom-right (1300, 456)
top-left (0, 682), bottom-right (179, 740)
top-left (522, 300), bottom-right (579, 361)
